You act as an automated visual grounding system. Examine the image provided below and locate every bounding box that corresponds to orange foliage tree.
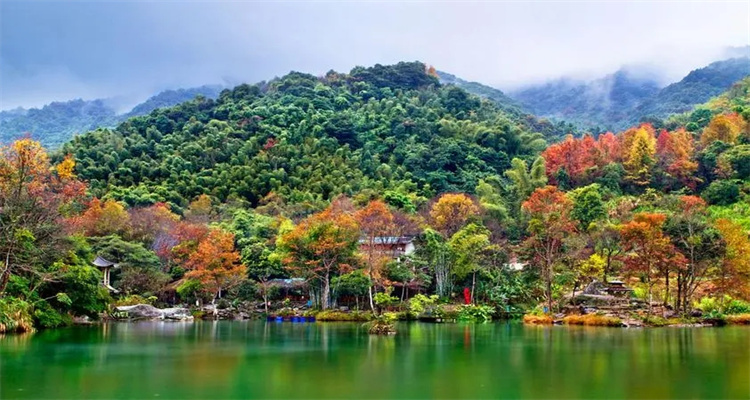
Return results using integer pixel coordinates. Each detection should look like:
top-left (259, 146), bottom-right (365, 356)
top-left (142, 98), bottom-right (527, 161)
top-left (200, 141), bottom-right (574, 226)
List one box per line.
top-left (700, 113), bottom-right (744, 146)
top-left (521, 186), bottom-right (576, 313)
top-left (620, 213), bottom-right (685, 314)
top-left (71, 198), bottom-right (130, 237)
top-left (0, 139), bottom-right (86, 293)
top-left (176, 227), bottom-right (245, 303)
top-left (714, 219), bottom-right (750, 300)
top-left (355, 200), bottom-right (396, 311)
top-left (656, 129), bottom-right (698, 190)
top-left (279, 206), bottom-right (360, 309)
top-left (429, 193), bottom-right (479, 237)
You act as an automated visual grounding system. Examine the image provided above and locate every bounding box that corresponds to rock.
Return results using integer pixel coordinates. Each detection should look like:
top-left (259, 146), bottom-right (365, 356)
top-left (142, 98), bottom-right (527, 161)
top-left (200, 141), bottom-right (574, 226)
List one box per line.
top-left (73, 315), bottom-right (93, 324)
top-left (162, 308), bottom-right (193, 321)
top-left (115, 304), bottom-right (163, 320)
top-left (690, 309), bottom-right (703, 318)
top-left (114, 304), bottom-right (193, 321)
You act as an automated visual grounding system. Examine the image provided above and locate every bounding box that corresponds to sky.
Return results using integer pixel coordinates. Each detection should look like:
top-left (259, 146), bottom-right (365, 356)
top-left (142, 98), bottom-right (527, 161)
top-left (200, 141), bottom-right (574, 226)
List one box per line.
top-left (1, 1), bottom-right (749, 110)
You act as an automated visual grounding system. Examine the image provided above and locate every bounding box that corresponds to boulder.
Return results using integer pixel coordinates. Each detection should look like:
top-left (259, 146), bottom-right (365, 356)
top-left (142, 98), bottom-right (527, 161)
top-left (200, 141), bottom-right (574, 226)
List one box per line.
top-left (114, 304), bottom-right (193, 321)
top-left (115, 304), bottom-right (163, 320)
top-left (162, 308), bottom-right (193, 321)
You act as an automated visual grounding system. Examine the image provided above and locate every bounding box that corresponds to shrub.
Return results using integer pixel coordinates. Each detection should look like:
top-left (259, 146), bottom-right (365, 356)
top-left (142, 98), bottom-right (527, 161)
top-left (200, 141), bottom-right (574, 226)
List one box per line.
top-left (563, 314), bottom-right (622, 327)
top-left (725, 314), bottom-right (750, 325)
top-left (703, 180), bottom-right (740, 206)
top-left (0, 298), bottom-right (34, 333)
top-left (364, 312), bottom-right (398, 335)
top-left (523, 314), bottom-right (553, 325)
top-left (408, 294), bottom-right (439, 318)
top-left (373, 287), bottom-right (398, 311)
top-left (315, 310), bottom-right (373, 322)
top-left (458, 304), bottom-right (495, 322)
top-left (724, 299), bottom-right (750, 315)
top-left (113, 294), bottom-right (157, 307)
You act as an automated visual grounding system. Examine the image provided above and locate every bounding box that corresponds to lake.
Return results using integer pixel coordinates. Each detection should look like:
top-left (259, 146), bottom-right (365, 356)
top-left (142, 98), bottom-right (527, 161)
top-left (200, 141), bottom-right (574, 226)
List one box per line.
top-left (1, 321), bottom-right (748, 399)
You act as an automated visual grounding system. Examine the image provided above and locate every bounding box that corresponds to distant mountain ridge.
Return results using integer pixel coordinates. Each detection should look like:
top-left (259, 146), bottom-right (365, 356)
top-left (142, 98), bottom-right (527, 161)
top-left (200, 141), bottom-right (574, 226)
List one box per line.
top-left (509, 56), bottom-right (750, 132)
top-left (0, 85), bottom-right (223, 148)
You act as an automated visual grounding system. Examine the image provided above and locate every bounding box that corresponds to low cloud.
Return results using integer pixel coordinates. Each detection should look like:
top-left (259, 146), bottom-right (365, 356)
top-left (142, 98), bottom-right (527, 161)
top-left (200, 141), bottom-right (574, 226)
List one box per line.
top-left (1, 1), bottom-right (748, 109)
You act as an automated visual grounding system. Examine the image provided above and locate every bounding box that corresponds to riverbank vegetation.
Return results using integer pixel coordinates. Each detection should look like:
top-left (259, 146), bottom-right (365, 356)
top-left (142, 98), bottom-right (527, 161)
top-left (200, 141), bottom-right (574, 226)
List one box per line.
top-left (2, 63), bottom-right (750, 332)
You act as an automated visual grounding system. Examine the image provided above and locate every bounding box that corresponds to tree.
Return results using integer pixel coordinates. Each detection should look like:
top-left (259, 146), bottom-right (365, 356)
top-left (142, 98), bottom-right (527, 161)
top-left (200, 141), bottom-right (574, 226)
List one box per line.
top-left (568, 184), bottom-right (605, 231)
top-left (0, 139), bottom-right (86, 294)
top-left (701, 113), bottom-right (743, 145)
top-left (714, 219), bottom-right (750, 300)
top-left (429, 193), bottom-right (479, 237)
top-left (72, 198), bottom-right (130, 237)
top-left (623, 125), bottom-right (656, 187)
top-left (620, 213), bottom-right (685, 315)
top-left (355, 200), bottom-right (396, 311)
top-left (521, 186), bottom-right (576, 313)
top-left (591, 222), bottom-right (622, 282)
top-left (656, 129), bottom-right (698, 190)
top-left (180, 228), bottom-right (246, 303)
top-left (449, 223), bottom-right (490, 303)
top-left (666, 196), bottom-right (724, 314)
top-left (279, 206), bottom-right (360, 309)
top-left (504, 157), bottom-right (547, 199)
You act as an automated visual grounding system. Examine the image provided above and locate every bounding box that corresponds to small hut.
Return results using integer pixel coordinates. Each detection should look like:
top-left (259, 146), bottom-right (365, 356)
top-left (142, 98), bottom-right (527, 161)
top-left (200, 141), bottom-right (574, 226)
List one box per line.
top-left (93, 256), bottom-right (120, 293)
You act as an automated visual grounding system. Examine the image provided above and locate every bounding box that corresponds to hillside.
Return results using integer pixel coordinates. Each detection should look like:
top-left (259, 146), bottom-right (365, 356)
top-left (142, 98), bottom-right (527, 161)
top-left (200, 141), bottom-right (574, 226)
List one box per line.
top-left (634, 57), bottom-right (750, 121)
top-left (510, 57), bottom-right (750, 132)
top-left (0, 85), bottom-right (223, 148)
top-left (437, 71), bottom-right (578, 141)
top-left (60, 62), bottom-right (547, 211)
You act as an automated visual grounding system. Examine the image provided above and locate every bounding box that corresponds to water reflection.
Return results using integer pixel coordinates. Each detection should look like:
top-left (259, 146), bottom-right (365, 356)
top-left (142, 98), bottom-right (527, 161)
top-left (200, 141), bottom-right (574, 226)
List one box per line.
top-left (1, 321), bottom-right (748, 399)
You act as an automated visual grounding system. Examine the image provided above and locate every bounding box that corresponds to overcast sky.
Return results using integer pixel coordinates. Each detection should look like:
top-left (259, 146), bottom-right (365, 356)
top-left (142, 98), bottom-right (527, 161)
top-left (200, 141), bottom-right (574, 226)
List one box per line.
top-left (1, 1), bottom-right (748, 110)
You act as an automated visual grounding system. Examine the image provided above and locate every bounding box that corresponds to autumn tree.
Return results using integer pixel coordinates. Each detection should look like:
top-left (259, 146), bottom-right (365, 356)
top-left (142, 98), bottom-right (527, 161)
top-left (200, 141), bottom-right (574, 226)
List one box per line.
top-left (665, 196), bottom-right (724, 313)
top-left (714, 219), bottom-right (750, 300)
top-left (521, 186), bottom-right (576, 313)
top-left (355, 200), bottom-right (396, 311)
top-left (623, 125), bottom-right (657, 187)
top-left (72, 198), bottom-right (130, 237)
top-left (701, 113), bottom-right (743, 146)
top-left (655, 129), bottom-right (698, 190)
top-left (620, 213), bottom-right (685, 315)
top-left (429, 193), bottom-right (479, 237)
top-left (180, 228), bottom-right (246, 304)
top-left (0, 139), bottom-right (86, 294)
top-left (279, 206), bottom-right (360, 309)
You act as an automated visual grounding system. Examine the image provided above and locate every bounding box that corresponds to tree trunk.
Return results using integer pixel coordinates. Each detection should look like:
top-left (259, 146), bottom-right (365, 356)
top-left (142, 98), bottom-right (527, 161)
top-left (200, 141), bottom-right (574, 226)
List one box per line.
top-left (0, 250), bottom-right (12, 295)
top-left (546, 265), bottom-right (553, 314)
top-left (322, 273), bottom-right (331, 310)
top-left (263, 287), bottom-right (269, 314)
top-left (470, 271), bottom-right (476, 304)
top-left (664, 270), bottom-right (669, 309)
top-left (368, 286), bottom-right (375, 312)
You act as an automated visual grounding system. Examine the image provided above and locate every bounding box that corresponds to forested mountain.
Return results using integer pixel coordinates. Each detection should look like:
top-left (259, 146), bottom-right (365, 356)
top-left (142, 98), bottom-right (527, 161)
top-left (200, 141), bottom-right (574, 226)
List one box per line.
top-left (60, 62), bottom-right (548, 212)
top-left (634, 58), bottom-right (750, 121)
top-left (436, 71), bottom-right (523, 114)
top-left (0, 99), bottom-right (120, 149)
top-left (437, 70), bottom-right (578, 141)
top-left (510, 69), bottom-right (661, 132)
top-left (510, 57), bottom-right (750, 132)
top-left (124, 85), bottom-right (223, 117)
top-left (0, 85), bottom-right (223, 148)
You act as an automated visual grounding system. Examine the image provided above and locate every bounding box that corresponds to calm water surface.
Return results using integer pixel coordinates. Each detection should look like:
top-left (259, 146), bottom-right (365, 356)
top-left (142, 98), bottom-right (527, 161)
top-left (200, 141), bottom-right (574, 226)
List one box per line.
top-left (1, 321), bottom-right (748, 399)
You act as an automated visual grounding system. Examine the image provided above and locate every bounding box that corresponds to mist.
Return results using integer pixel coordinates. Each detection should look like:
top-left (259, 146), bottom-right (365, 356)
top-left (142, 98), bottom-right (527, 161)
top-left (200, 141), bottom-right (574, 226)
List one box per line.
top-left (1, 1), bottom-right (748, 110)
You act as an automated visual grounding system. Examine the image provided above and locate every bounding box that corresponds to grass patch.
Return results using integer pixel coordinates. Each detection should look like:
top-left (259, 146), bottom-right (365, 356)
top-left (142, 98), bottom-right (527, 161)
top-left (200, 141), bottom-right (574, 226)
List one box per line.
top-left (315, 310), bottom-right (373, 322)
top-left (563, 314), bottom-right (622, 327)
top-left (523, 314), bottom-right (553, 325)
top-left (726, 314), bottom-right (750, 325)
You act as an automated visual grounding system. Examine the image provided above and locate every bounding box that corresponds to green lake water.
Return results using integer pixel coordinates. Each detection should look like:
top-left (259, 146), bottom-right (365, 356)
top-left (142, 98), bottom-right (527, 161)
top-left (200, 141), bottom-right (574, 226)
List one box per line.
top-left (1, 321), bottom-right (748, 399)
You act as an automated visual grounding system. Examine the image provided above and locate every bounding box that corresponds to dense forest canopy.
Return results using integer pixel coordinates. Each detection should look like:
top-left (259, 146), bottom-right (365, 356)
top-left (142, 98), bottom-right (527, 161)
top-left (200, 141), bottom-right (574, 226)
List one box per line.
top-left (60, 62), bottom-right (548, 213)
